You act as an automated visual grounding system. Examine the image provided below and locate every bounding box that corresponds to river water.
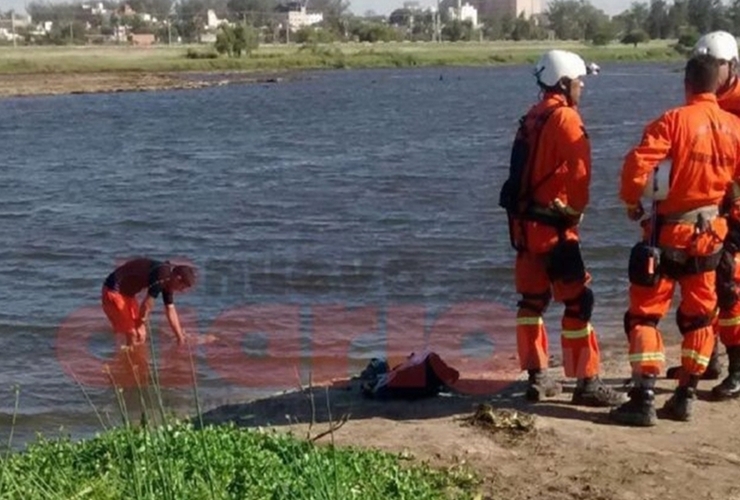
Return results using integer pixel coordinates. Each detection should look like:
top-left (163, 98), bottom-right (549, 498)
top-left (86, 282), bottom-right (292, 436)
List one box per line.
top-left (0, 62), bottom-right (687, 448)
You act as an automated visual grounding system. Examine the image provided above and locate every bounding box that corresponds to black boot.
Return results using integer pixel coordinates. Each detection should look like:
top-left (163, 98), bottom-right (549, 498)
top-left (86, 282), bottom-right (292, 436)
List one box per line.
top-left (712, 346), bottom-right (740, 400)
top-left (525, 369), bottom-right (562, 402)
top-left (666, 343), bottom-right (721, 380)
top-left (572, 376), bottom-right (628, 407)
top-left (659, 384), bottom-right (697, 422)
top-left (609, 375), bottom-right (657, 427)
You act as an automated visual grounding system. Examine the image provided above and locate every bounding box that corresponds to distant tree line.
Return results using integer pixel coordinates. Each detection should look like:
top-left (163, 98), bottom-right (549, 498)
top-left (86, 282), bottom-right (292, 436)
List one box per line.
top-left (8, 0), bottom-right (740, 46)
top-left (542, 0), bottom-right (740, 46)
top-left (387, 0), bottom-right (740, 45)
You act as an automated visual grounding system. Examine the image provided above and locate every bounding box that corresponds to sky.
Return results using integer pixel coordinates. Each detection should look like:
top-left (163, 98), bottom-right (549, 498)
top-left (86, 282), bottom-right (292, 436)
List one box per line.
top-left (4, 0), bottom-right (633, 17)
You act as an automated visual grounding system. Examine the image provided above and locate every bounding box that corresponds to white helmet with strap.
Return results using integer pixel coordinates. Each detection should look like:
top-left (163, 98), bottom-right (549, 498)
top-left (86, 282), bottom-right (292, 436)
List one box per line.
top-left (642, 161), bottom-right (671, 201)
top-left (693, 31), bottom-right (739, 62)
top-left (533, 50), bottom-right (587, 87)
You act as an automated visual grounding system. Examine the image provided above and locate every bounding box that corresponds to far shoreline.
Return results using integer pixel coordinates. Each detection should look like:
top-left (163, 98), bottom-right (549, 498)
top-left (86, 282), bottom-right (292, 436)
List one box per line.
top-left (0, 40), bottom-right (685, 99)
top-left (0, 70), bottom-right (301, 98)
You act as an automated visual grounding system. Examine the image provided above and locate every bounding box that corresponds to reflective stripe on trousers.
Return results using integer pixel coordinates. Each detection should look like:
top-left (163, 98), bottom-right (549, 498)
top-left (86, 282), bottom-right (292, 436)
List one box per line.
top-left (516, 311), bottom-right (549, 372)
top-left (562, 324), bottom-right (592, 339)
top-left (719, 303), bottom-right (740, 347)
top-left (681, 349), bottom-right (710, 368)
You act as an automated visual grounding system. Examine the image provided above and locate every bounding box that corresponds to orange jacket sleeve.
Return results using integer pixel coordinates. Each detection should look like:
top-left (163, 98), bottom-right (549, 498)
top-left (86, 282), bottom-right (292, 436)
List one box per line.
top-left (734, 116), bottom-right (740, 182)
top-left (718, 79), bottom-right (740, 117)
top-left (552, 107), bottom-right (591, 213)
top-left (620, 113), bottom-right (672, 207)
top-left (730, 117), bottom-right (740, 207)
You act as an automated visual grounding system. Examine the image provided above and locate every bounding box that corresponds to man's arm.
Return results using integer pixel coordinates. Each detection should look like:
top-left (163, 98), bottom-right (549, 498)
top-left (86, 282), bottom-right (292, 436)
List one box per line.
top-left (620, 114), bottom-right (672, 213)
top-left (164, 304), bottom-right (187, 344)
top-left (138, 295), bottom-right (155, 328)
top-left (558, 108), bottom-right (591, 216)
top-left (131, 294), bottom-right (155, 344)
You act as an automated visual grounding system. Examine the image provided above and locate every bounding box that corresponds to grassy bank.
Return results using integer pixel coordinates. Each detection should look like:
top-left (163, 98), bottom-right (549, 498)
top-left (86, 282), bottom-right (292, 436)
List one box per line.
top-left (0, 338), bottom-right (478, 500)
top-left (0, 420), bottom-right (478, 499)
top-left (0, 39), bottom-right (684, 75)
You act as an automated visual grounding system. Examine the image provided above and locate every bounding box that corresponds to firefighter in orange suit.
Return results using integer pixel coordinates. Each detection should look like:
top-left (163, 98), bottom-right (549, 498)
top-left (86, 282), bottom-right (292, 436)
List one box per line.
top-left (501, 50), bottom-right (625, 407)
top-left (689, 31), bottom-right (740, 399)
top-left (611, 54), bottom-right (740, 426)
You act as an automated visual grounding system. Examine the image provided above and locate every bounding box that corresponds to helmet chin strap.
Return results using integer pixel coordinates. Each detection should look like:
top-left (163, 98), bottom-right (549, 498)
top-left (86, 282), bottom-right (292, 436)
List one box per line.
top-left (536, 79), bottom-right (574, 105)
top-left (722, 63), bottom-right (739, 94)
top-left (559, 80), bottom-right (574, 106)
top-left (717, 74), bottom-right (736, 96)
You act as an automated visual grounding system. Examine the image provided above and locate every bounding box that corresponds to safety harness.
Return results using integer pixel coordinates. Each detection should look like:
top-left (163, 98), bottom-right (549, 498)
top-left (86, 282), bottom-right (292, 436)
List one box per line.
top-left (658, 206), bottom-right (723, 278)
top-left (502, 103), bottom-right (577, 251)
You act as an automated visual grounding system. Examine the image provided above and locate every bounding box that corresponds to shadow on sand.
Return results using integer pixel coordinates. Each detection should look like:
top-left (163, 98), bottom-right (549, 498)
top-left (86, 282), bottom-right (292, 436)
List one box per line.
top-left (197, 376), bottom-right (640, 429)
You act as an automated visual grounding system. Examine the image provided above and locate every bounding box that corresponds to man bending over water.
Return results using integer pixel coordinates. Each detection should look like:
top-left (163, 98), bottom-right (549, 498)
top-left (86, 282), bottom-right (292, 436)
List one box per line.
top-left (101, 258), bottom-right (195, 346)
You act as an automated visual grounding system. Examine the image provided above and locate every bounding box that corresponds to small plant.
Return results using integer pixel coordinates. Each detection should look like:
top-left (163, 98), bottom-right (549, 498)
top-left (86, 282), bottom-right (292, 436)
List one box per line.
top-left (673, 30), bottom-right (700, 56)
top-left (678, 32), bottom-right (699, 50)
top-left (621, 30), bottom-right (650, 48)
top-left (489, 54), bottom-right (509, 63)
top-left (590, 32), bottom-right (612, 46)
top-left (298, 43), bottom-right (342, 58)
top-left (185, 48), bottom-right (218, 59)
top-left (388, 52), bottom-right (419, 67)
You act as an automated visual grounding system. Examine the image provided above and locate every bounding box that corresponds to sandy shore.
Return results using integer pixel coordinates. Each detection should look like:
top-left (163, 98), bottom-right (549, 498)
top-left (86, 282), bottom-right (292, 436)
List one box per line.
top-left (199, 342), bottom-right (740, 500)
top-left (0, 71), bottom-right (292, 99)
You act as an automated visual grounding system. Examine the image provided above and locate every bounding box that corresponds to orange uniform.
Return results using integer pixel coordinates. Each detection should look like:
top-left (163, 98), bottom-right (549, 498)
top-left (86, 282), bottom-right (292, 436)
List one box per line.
top-left (512, 92), bottom-right (602, 379)
top-left (621, 93), bottom-right (740, 379)
top-left (718, 77), bottom-right (740, 114)
top-left (712, 79), bottom-right (740, 349)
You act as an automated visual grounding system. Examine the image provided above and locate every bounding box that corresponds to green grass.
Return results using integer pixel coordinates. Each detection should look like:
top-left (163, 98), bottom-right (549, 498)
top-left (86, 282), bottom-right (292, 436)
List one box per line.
top-left (0, 332), bottom-right (480, 500)
top-left (0, 39), bottom-right (685, 74)
top-left (0, 421), bottom-right (479, 500)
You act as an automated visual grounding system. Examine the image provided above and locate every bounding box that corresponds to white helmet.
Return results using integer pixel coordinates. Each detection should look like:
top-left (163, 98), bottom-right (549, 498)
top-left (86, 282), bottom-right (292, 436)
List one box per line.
top-left (533, 50), bottom-right (587, 88)
top-left (641, 161), bottom-right (671, 201)
top-left (693, 31), bottom-right (739, 62)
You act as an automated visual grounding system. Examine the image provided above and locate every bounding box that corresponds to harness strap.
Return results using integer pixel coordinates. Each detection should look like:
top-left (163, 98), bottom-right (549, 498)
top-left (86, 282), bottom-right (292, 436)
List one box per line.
top-left (661, 205), bottom-right (719, 225)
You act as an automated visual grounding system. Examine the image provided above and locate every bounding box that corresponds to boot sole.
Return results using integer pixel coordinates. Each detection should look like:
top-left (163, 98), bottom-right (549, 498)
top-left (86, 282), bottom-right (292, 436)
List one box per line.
top-left (710, 388), bottom-right (740, 401)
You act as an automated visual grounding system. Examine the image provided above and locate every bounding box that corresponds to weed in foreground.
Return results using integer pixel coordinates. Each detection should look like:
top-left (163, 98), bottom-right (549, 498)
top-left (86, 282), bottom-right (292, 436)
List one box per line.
top-left (0, 324), bottom-right (481, 499)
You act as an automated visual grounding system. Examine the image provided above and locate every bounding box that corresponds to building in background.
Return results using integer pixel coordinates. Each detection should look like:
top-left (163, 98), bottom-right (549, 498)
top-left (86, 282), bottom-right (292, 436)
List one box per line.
top-left (277, 2), bottom-right (324, 32)
top-left (448, 0), bottom-right (542, 18)
top-left (446, 1), bottom-right (478, 28)
top-left (489, 0), bottom-right (543, 17)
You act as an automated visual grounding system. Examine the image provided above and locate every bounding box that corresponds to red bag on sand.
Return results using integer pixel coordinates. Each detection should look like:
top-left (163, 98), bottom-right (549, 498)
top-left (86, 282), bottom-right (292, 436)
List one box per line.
top-left (362, 351), bottom-right (460, 400)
